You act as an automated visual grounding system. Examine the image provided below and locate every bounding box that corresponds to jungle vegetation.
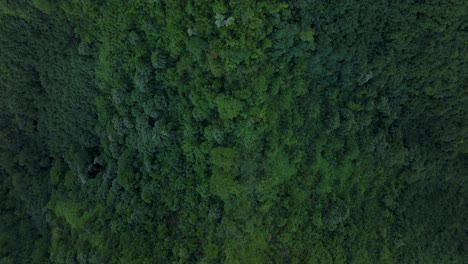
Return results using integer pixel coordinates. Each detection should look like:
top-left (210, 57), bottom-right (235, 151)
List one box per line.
top-left (0, 0), bottom-right (467, 263)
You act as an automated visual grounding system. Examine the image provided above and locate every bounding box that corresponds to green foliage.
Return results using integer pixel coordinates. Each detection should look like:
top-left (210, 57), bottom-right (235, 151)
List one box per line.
top-left (1, 0), bottom-right (466, 263)
top-left (31, 0), bottom-right (55, 14)
top-left (215, 95), bottom-right (244, 120)
top-left (299, 30), bottom-right (316, 50)
top-left (116, 149), bottom-right (137, 190)
top-left (49, 159), bottom-right (64, 185)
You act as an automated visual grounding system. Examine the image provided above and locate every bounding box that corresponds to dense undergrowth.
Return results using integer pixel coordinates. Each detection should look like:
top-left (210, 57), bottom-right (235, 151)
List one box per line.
top-left (1, 0), bottom-right (467, 263)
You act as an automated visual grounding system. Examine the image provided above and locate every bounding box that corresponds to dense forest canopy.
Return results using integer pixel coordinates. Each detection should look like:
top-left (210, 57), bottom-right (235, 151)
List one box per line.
top-left (0, 0), bottom-right (467, 263)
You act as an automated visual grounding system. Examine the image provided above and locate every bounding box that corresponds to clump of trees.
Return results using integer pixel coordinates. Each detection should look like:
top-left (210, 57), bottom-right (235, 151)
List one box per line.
top-left (1, 0), bottom-right (466, 263)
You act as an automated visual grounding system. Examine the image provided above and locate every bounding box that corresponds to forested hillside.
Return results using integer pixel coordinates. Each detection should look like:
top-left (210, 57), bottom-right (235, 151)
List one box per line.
top-left (1, 0), bottom-right (467, 263)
